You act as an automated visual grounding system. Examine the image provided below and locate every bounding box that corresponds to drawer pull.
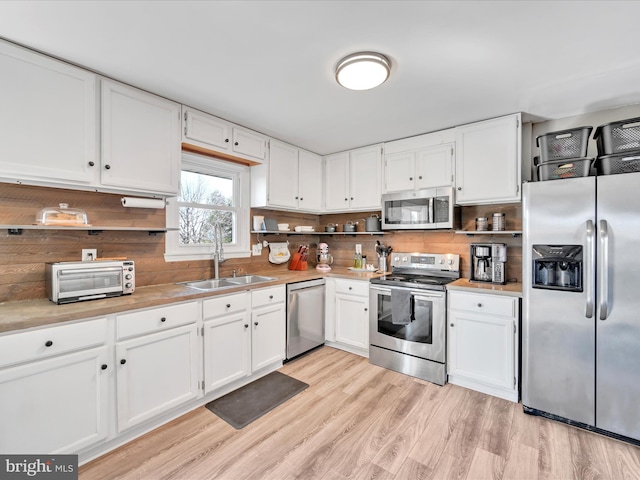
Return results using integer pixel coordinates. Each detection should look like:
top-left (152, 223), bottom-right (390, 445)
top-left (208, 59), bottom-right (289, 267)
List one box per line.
top-left (269, 295), bottom-right (274, 300)
top-left (101, 364), bottom-right (108, 370)
top-left (120, 359), bottom-right (127, 365)
top-left (160, 317), bottom-right (167, 323)
top-left (349, 287), bottom-right (352, 290)
top-left (477, 303), bottom-right (483, 308)
top-left (226, 304), bottom-right (231, 308)
top-left (45, 340), bottom-right (53, 347)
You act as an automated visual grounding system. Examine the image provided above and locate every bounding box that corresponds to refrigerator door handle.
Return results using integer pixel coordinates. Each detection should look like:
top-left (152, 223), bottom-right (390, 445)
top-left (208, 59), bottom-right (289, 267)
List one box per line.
top-left (585, 219), bottom-right (595, 318)
top-left (599, 219), bottom-right (609, 320)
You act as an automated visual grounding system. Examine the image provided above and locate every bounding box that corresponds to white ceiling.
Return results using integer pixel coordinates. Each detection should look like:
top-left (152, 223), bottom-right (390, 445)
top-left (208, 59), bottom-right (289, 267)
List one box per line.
top-left (1, 1), bottom-right (640, 155)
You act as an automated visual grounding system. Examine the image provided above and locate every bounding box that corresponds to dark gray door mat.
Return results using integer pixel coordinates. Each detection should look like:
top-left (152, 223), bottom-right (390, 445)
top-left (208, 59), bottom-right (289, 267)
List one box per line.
top-left (205, 371), bottom-right (309, 429)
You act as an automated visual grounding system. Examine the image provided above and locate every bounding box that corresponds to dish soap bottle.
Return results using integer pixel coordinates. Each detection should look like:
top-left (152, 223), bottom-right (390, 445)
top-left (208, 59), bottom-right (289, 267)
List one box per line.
top-left (353, 244), bottom-right (362, 269)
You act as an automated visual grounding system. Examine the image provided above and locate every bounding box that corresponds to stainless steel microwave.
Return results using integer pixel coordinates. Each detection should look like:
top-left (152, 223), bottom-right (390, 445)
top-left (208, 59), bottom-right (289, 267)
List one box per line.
top-left (46, 260), bottom-right (135, 304)
top-left (381, 187), bottom-right (459, 230)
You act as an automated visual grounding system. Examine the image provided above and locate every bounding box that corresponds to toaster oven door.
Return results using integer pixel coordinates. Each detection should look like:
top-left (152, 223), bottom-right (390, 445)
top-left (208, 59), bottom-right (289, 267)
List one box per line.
top-left (56, 266), bottom-right (124, 301)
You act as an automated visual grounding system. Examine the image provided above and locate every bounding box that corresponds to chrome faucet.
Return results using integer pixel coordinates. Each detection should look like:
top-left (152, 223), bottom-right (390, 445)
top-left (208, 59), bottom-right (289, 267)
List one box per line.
top-left (212, 221), bottom-right (225, 279)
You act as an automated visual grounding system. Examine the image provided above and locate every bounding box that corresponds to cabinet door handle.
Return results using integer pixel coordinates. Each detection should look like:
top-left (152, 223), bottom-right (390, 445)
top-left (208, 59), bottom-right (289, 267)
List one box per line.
top-left (88, 161), bottom-right (95, 167)
top-left (225, 138), bottom-right (229, 143)
top-left (295, 196), bottom-right (299, 200)
top-left (345, 198), bottom-right (348, 201)
top-left (350, 197), bottom-right (354, 201)
top-left (409, 177), bottom-right (413, 181)
top-left (105, 164), bottom-right (111, 170)
top-left (269, 295), bottom-right (273, 300)
top-left (234, 141), bottom-right (239, 146)
top-left (477, 303), bottom-right (483, 308)
top-left (300, 197), bottom-right (303, 201)
top-left (418, 176), bottom-right (423, 179)
top-left (450, 323), bottom-right (454, 327)
top-left (101, 364), bottom-right (108, 370)
top-left (160, 317), bottom-right (166, 322)
top-left (244, 324), bottom-right (249, 328)
top-left (120, 359), bottom-right (126, 365)
top-left (348, 287), bottom-right (352, 290)
top-left (364, 308), bottom-right (368, 312)
top-left (226, 304), bottom-right (231, 308)
top-left (254, 322), bottom-right (259, 326)
top-left (457, 187), bottom-right (461, 191)
top-left (45, 340), bottom-right (53, 347)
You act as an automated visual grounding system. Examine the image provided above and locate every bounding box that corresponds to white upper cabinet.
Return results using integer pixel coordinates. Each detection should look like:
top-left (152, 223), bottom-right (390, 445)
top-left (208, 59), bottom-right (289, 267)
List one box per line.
top-left (182, 106), bottom-right (267, 164)
top-left (267, 139), bottom-right (299, 209)
top-left (254, 139), bottom-right (322, 212)
top-left (325, 144), bottom-right (382, 212)
top-left (183, 107), bottom-right (230, 151)
top-left (232, 127), bottom-right (267, 163)
top-left (383, 129), bottom-right (455, 193)
top-left (0, 40), bottom-right (98, 186)
top-left (455, 113), bottom-right (522, 205)
top-left (297, 149), bottom-right (323, 211)
top-left (101, 79), bottom-right (181, 195)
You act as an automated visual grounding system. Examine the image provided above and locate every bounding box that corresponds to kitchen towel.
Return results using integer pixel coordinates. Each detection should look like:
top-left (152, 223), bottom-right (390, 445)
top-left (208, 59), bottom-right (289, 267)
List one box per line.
top-left (391, 289), bottom-right (412, 325)
top-left (268, 242), bottom-right (290, 264)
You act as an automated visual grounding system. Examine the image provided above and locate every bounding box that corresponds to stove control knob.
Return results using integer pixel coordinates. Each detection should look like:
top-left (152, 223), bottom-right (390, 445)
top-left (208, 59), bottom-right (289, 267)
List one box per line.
top-left (439, 259), bottom-right (444, 264)
top-left (448, 259), bottom-right (454, 265)
top-left (402, 256), bottom-right (408, 262)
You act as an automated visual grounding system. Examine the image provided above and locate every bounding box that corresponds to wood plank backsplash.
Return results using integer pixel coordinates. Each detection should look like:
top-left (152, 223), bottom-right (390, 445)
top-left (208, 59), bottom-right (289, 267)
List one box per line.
top-left (0, 184), bottom-right (522, 302)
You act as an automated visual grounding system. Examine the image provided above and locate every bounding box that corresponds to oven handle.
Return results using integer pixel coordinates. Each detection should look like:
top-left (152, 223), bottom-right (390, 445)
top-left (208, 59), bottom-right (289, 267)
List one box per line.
top-left (369, 285), bottom-right (444, 300)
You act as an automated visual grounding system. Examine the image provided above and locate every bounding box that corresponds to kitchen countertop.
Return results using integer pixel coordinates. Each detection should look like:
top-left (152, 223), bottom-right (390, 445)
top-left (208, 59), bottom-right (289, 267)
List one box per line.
top-left (447, 278), bottom-right (522, 298)
top-left (0, 267), bottom-right (383, 334)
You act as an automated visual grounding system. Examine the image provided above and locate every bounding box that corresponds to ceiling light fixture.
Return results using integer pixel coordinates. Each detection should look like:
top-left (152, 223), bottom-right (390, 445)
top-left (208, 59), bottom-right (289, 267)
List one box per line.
top-left (335, 52), bottom-right (391, 91)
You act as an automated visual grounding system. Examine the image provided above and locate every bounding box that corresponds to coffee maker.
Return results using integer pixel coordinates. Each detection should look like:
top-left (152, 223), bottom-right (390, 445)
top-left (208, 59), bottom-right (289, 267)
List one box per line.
top-left (470, 243), bottom-right (507, 284)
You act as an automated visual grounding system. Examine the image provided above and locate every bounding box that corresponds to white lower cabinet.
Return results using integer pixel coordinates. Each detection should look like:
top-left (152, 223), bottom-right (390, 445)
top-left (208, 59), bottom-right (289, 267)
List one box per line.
top-left (203, 292), bottom-right (251, 393)
top-left (251, 286), bottom-right (286, 371)
top-left (203, 286), bottom-right (285, 394)
top-left (0, 318), bottom-right (109, 454)
top-left (115, 323), bottom-right (199, 432)
top-left (327, 278), bottom-right (370, 355)
top-left (1, 288), bottom-right (287, 459)
top-left (447, 290), bottom-right (519, 402)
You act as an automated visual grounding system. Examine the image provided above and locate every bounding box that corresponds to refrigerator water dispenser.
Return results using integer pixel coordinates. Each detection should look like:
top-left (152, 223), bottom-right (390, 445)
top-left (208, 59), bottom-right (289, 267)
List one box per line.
top-left (532, 245), bottom-right (582, 291)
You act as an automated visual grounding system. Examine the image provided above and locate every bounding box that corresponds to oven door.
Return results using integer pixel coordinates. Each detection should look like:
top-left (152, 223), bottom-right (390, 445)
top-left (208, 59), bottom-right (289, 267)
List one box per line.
top-left (369, 285), bottom-right (446, 362)
top-left (56, 266), bottom-right (124, 301)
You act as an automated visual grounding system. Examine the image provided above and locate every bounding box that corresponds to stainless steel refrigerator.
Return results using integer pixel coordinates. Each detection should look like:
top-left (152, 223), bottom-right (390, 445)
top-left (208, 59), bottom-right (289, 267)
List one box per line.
top-left (523, 173), bottom-right (640, 443)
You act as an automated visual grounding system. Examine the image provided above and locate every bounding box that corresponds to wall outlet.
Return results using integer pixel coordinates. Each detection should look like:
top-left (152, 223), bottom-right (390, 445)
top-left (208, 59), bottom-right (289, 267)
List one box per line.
top-left (82, 248), bottom-right (97, 261)
top-left (252, 244), bottom-right (262, 256)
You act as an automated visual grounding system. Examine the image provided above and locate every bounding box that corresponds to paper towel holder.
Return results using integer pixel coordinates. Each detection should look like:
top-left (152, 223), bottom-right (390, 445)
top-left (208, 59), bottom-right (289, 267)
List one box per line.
top-left (121, 197), bottom-right (166, 209)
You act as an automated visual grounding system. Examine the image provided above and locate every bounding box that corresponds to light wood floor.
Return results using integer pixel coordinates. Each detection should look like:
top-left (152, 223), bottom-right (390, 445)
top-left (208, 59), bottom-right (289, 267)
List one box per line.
top-left (79, 347), bottom-right (640, 480)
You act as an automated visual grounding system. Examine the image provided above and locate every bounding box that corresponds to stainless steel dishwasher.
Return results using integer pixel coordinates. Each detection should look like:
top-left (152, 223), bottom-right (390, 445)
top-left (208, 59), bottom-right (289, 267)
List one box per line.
top-left (286, 278), bottom-right (325, 361)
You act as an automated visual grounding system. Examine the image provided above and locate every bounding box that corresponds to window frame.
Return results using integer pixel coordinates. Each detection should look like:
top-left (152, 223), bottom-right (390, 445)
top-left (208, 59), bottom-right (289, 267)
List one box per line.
top-left (165, 152), bottom-right (251, 261)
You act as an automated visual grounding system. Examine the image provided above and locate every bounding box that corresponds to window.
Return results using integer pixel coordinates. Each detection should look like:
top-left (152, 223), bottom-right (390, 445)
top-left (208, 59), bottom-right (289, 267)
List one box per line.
top-left (165, 153), bottom-right (250, 261)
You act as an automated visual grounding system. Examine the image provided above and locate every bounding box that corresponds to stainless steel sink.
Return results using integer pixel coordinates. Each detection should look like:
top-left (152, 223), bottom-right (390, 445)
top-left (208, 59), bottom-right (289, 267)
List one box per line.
top-left (179, 275), bottom-right (276, 291)
top-left (225, 275), bottom-right (276, 285)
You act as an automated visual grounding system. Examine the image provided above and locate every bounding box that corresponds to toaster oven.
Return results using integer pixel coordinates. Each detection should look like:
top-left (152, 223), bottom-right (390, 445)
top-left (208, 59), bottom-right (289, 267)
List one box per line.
top-left (46, 260), bottom-right (135, 304)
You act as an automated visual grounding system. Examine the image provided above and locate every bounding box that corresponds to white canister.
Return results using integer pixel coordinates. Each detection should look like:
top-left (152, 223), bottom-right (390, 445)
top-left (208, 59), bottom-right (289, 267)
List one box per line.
top-left (253, 215), bottom-right (265, 231)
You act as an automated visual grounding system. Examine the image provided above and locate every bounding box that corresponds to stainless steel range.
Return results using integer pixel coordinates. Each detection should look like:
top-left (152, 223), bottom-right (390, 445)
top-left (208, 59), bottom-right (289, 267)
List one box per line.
top-left (369, 252), bottom-right (460, 385)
